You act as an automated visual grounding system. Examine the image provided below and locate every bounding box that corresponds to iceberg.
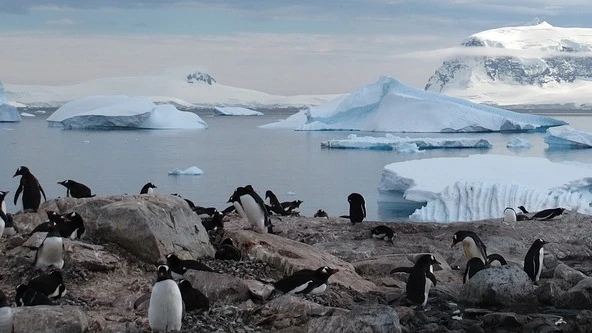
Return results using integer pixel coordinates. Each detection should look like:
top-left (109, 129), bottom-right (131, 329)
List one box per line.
top-left (213, 106), bottom-right (263, 116)
top-left (544, 125), bottom-right (592, 148)
top-left (321, 134), bottom-right (492, 151)
top-left (0, 81), bottom-right (20, 122)
top-left (261, 76), bottom-right (567, 133)
top-left (506, 137), bottom-right (532, 148)
top-left (168, 166), bottom-right (204, 176)
top-left (379, 154), bottom-right (592, 222)
top-left (47, 95), bottom-right (208, 130)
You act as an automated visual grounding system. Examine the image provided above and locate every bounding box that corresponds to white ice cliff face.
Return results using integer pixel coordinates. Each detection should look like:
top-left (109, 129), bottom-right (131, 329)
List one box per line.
top-left (0, 81), bottom-right (20, 122)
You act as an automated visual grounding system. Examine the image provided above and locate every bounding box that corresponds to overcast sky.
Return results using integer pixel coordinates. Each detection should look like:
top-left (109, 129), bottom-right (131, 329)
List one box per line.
top-left (1, 1), bottom-right (591, 95)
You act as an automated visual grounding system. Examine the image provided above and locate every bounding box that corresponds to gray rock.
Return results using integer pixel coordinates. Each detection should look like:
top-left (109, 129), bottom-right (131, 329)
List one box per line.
top-left (459, 265), bottom-right (537, 308)
top-left (553, 263), bottom-right (587, 286)
top-left (184, 271), bottom-right (250, 304)
top-left (535, 279), bottom-right (571, 306)
top-left (258, 295), bottom-right (342, 329)
top-left (482, 312), bottom-right (526, 328)
top-left (243, 279), bottom-right (275, 300)
top-left (558, 277), bottom-right (592, 309)
top-left (306, 305), bottom-right (402, 333)
top-left (64, 240), bottom-right (120, 271)
top-left (13, 305), bottom-right (88, 333)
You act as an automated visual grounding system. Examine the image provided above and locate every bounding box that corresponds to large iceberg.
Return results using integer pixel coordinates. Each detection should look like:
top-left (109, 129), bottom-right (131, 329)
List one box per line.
top-left (213, 106), bottom-right (263, 116)
top-left (545, 125), bottom-right (592, 148)
top-left (321, 134), bottom-right (492, 151)
top-left (47, 95), bottom-right (207, 129)
top-left (261, 76), bottom-right (567, 133)
top-left (0, 81), bottom-right (20, 122)
top-left (379, 154), bottom-right (592, 222)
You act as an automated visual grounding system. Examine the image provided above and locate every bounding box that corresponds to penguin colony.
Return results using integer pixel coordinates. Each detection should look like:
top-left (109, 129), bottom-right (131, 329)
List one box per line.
top-left (0, 165), bottom-right (570, 331)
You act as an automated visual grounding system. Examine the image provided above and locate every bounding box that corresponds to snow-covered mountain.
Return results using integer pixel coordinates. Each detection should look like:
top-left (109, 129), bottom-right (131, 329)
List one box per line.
top-left (4, 71), bottom-right (339, 109)
top-left (425, 21), bottom-right (592, 109)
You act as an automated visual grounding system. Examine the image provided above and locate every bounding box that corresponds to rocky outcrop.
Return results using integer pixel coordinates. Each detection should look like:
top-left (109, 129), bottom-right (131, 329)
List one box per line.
top-left (558, 277), bottom-right (592, 309)
top-left (306, 305), bottom-right (402, 333)
top-left (184, 270), bottom-right (250, 304)
top-left (13, 305), bottom-right (88, 333)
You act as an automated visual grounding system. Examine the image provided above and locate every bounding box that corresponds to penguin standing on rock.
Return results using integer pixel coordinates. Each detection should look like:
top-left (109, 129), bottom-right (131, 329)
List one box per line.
top-left (391, 254), bottom-right (439, 306)
top-left (451, 230), bottom-right (488, 264)
top-left (13, 166), bottom-right (46, 212)
top-left (149, 265), bottom-right (183, 332)
top-left (0, 290), bottom-right (12, 333)
top-left (264, 190), bottom-right (290, 216)
top-left (178, 279), bottom-right (209, 312)
top-left (57, 180), bottom-right (95, 198)
top-left (140, 183), bottom-right (157, 194)
top-left (271, 266), bottom-right (339, 295)
top-left (62, 211), bottom-right (86, 240)
top-left (524, 238), bottom-right (549, 283)
top-left (503, 207), bottom-right (529, 222)
top-left (33, 222), bottom-right (65, 269)
top-left (228, 185), bottom-right (273, 233)
top-left (341, 193), bottom-right (366, 224)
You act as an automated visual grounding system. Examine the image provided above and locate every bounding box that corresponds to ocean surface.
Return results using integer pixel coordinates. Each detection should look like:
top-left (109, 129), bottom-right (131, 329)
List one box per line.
top-left (1, 111), bottom-right (592, 221)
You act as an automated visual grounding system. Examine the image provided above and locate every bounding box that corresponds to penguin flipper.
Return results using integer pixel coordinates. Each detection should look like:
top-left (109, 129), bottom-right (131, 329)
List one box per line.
top-left (14, 184), bottom-right (23, 205)
top-left (183, 260), bottom-right (215, 272)
top-left (390, 266), bottom-right (413, 274)
top-left (39, 185), bottom-right (47, 202)
top-left (29, 222), bottom-right (52, 235)
top-left (486, 253), bottom-right (508, 266)
top-left (427, 272), bottom-right (437, 287)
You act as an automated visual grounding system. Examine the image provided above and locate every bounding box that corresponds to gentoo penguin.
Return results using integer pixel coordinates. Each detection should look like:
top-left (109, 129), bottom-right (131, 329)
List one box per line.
top-left (313, 209), bottom-right (329, 218)
top-left (272, 266), bottom-right (339, 295)
top-left (57, 179), bottom-right (94, 198)
top-left (140, 182), bottom-right (157, 194)
top-left (201, 210), bottom-right (224, 232)
top-left (281, 200), bottom-right (303, 213)
top-left (27, 271), bottom-right (66, 299)
top-left (171, 193), bottom-right (195, 209)
top-left (518, 206), bottom-right (529, 214)
top-left (0, 190), bottom-right (8, 217)
top-left (451, 230), bottom-right (488, 264)
top-left (371, 225), bottom-right (395, 243)
top-left (486, 253), bottom-right (508, 266)
top-left (15, 284), bottom-right (53, 306)
top-left (503, 207), bottom-right (529, 222)
top-left (221, 205), bottom-right (236, 215)
top-left (215, 238), bottom-right (242, 261)
top-left (148, 265), bottom-right (183, 332)
top-left (30, 211), bottom-right (64, 235)
top-left (228, 185), bottom-right (272, 233)
top-left (530, 208), bottom-right (565, 221)
top-left (265, 190), bottom-right (290, 216)
top-left (62, 211), bottom-right (86, 239)
top-left (193, 206), bottom-right (218, 219)
top-left (0, 192), bottom-right (8, 238)
top-left (178, 279), bottom-right (209, 312)
top-left (165, 254), bottom-right (214, 279)
top-left (33, 221), bottom-right (65, 269)
top-left (3, 213), bottom-right (16, 237)
top-left (0, 290), bottom-right (12, 333)
top-left (13, 166), bottom-right (46, 212)
top-left (463, 258), bottom-right (485, 284)
top-left (391, 254), bottom-right (438, 306)
top-left (524, 238), bottom-right (549, 283)
top-left (341, 193), bottom-right (366, 224)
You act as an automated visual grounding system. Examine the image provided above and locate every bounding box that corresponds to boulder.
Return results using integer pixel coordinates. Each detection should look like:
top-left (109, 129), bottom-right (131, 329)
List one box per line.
top-left (225, 230), bottom-right (376, 292)
top-left (38, 195), bottom-right (214, 263)
top-left (64, 240), bottom-right (120, 271)
top-left (558, 277), bottom-right (592, 309)
top-left (184, 271), bottom-right (250, 304)
top-left (535, 279), bottom-right (571, 306)
top-left (306, 305), bottom-right (402, 333)
top-left (258, 295), bottom-right (343, 330)
top-left (553, 263), bottom-right (587, 287)
top-left (13, 305), bottom-right (88, 333)
top-left (244, 279), bottom-right (275, 300)
top-left (459, 265), bottom-right (536, 308)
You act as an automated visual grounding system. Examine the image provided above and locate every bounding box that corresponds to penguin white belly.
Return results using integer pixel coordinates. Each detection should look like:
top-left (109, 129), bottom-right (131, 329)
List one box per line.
top-left (3, 227), bottom-right (15, 237)
top-left (147, 188), bottom-right (154, 194)
top-left (503, 209), bottom-right (516, 223)
top-left (309, 283), bottom-right (327, 295)
top-left (233, 202), bottom-right (247, 219)
top-left (149, 280), bottom-right (183, 331)
top-left (1, 201), bottom-right (5, 215)
top-left (0, 220), bottom-right (5, 238)
top-left (239, 195), bottom-right (266, 233)
top-left (372, 233), bottom-right (386, 239)
top-left (462, 238), bottom-right (485, 262)
top-left (423, 278), bottom-right (432, 306)
top-left (287, 280), bottom-right (312, 294)
top-left (536, 248), bottom-right (544, 282)
top-left (36, 237), bottom-right (64, 269)
top-left (68, 229), bottom-right (78, 240)
top-left (0, 307), bottom-right (12, 333)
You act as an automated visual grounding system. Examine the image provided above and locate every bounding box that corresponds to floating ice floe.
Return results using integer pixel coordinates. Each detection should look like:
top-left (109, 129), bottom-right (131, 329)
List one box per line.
top-left (378, 154), bottom-right (592, 222)
top-left (545, 125), bottom-right (592, 148)
top-left (321, 134), bottom-right (492, 151)
top-left (20, 112), bottom-right (35, 117)
top-left (168, 166), bottom-right (204, 176)
top-left (213, 106), bottom-right (263, 116)
top-left (47, 95), bottom-right (208, 130)
top-left (261, 76), bottom-right (566, 133)
top-left (506, 137), bottom-right (532, 149)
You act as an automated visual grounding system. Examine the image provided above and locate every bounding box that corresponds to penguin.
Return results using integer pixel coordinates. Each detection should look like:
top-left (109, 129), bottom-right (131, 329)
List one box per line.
top-left (14, 284), bottom-right (54, 306)
top-left (530, 208), bottom-right (565, 221)
top-left (193, 206), bottom-right (218, 219)
top-left (281, 200), bottom-right (303, 213)
top-left (140, 182), bottom-right (157, 194)
top-left (451, 230), bottom-right (488, 264)
top-left (371, 225), bottom-right (395, 243)
top-left (178, 279), bottom-right (209, 312)
top-left (463, 257), bottom-right (485, 284)
top-left (341, 193), bottom-right (366, 224)
top-left (221, 205), bottom-right (236, 215)
top-left (165, 254), bottom-right (215, 279)
top-left (148, 265), bottom-right (183, 332)
top-left (313, 209), bottom-right (329, 218)
top-left (518, 206), bottom-right (529, 214)
top-left (201, 211), bottom-right (224, 232)
top-left (13, 166), bottom-right (46, 212)
top-left (0, 197), bottom-right (7, 238)
top-left (0, 290), bottom-right (12, 333)
top-left (0, 190), bottom-right (8, 216)
top-left (503, 207), bottom-right (529, 222)
top-left (524, 238), bottom-right (549, 283)
top-left (272, 266), bottom-right (339, 295)
top-left (486, 253), bottom-right (508, 266)
top-left (215, 238), bottom-right (242, 261)
top-left (26, 271), bottom-right (66, 299)
top-left (171, 193), bottom-right (195, 209)
top-left (33, 221), bottom-right (65, 269)
top-left (391, 254), bottom-right (438, 306)
top-left (3, 213), bottom-right (16, 237)
top-left (62, 211), bottom-right (86, 239)
top-left (265, 190), bottom-right (290, 216)
top-left (57, 179), bottom-right (94, 198)
top-left (228, 186), bottom-right (272, 233)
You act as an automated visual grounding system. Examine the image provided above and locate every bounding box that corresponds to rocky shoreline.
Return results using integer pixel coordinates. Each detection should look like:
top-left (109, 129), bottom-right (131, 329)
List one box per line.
top-left (2, 194), bottom-right (592, 332)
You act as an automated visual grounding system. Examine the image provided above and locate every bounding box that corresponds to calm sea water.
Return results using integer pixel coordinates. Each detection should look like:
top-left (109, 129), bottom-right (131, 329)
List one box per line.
top-left (1, 112), bottom-right (592, 221)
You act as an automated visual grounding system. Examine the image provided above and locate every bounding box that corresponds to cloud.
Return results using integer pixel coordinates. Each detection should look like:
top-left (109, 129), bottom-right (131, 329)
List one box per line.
top-left (45, 18), bottom-right (81, 25)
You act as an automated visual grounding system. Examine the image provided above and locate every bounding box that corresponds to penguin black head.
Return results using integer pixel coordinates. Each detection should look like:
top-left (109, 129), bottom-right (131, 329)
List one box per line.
top-left (178, 279), bottom-right (192, 290)
top-left (0, 191), bottom-right (9, 200)
top-left (0, 290), bottom-right (8, 307)
top-left (146, 183), bottom-right (156, 189)
top-left (264, 190), bottom-right (273, 200)
top-left (156, 265), bottom-right (173, 280)
top-left (49, 270), bottom-right (64, 280)
top-left (13, 166), bottom-right (30, 177)
top-left (315, 266), bottom-right (339, 278)
top-left (451, 230), bottom-right (482, 248)
top-left (57, 180), bottom-right (70, 187)
top-left (221, 238), bottom-right (234, 246)
top-left (347, 193), bottom-right (364, 203)
top-left (228, 186), bottom-right (250, 203)
top-left (532, 238), bottom-right (549, 248)
top-left (46, 211), bottom-right (63, 222)
top-left (415, 254), bottom-right (440, 268)
top-left (314, 209), bottom-right (328, 218)
top-left (165, 254), bottom-right (182, 267)
top-left (518, 205), bottom-right (529, 214)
